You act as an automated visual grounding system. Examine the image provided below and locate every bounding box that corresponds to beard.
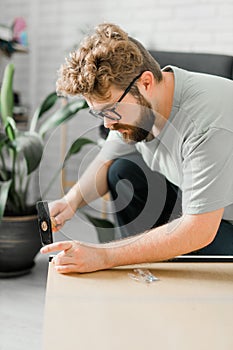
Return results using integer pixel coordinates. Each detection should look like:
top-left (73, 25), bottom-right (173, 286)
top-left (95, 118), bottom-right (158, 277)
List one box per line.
top-left (111, 97), bottom-right (155, 144)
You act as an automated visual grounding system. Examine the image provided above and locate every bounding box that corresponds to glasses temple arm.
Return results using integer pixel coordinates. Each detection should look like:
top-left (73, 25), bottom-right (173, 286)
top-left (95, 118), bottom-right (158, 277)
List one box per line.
top-left (117, 71), bottom-right (145, 103)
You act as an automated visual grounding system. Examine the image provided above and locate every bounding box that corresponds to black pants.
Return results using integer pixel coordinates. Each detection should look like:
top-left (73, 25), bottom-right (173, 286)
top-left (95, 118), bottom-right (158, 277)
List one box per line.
top-left (107, 154), bottom-right (233, 255)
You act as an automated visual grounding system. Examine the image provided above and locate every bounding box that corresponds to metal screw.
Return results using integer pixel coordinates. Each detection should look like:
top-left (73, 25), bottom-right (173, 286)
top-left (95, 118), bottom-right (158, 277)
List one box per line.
top-left (41, 221), bottom-right (48, 231)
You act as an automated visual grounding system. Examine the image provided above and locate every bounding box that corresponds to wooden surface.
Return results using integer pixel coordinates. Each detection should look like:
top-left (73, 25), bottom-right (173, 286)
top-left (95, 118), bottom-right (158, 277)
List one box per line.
top-left (43, 262), bottom-right (233, 350)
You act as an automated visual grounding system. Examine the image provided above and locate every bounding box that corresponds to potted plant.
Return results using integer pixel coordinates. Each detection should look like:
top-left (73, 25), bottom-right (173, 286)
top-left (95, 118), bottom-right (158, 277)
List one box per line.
top-left (0, 62), bottom-right (94, 276)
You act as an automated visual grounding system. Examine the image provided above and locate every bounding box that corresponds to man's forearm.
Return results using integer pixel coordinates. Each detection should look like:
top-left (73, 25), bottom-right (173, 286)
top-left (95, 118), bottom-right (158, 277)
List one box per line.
top-left (104, 210), bottom-right (223, 268)
top-left (103, 218), bottom-right (196, 268)
top-left (65, 156), bottom-right (113, 210)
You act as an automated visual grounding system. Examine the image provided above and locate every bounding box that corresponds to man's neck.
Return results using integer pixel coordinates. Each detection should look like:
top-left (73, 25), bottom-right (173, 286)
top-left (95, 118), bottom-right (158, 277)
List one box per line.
top-left (150, 72), bottom-right (174, 138)
top-left (159, 71), bottom-right (174, 120)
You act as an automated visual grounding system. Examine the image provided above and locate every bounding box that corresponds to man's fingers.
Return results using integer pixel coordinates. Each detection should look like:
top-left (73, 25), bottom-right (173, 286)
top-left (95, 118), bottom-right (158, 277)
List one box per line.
top-left (48, 202), bottom-right (66, 227)
top-left (40, 241), bottom-right (73, 254)
top-left (50, 217), bottom-right (58, 232)
top-left (51, 221), bottom-right (62, 233)
top-left (54, 264), bottom-right (78, 274)
top-left (52, 214), bottom-right (65, 228)
top-left (53, 252), bottom-right (74, 265)
top-left (51, 211), bottom-right (72, 229)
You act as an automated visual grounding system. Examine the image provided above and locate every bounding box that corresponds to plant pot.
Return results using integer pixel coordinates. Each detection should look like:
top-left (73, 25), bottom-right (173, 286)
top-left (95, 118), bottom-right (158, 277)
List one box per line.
top-left (0, 215), bottom-right (42, 277)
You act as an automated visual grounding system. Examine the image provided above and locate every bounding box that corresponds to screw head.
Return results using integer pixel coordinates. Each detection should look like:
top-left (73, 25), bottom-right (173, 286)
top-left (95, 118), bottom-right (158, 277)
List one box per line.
top-left (41, 221), bottom-right (48, 231)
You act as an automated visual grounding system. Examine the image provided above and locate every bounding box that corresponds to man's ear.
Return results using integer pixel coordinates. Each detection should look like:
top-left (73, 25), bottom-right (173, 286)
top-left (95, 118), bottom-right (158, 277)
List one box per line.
top-left (137, 71), bottom-right (155, 96)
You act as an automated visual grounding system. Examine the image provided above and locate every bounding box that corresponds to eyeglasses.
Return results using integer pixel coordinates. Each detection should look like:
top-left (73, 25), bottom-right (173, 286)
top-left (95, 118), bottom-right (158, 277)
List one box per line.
top-left (89, 71), bottom-right (144, 121)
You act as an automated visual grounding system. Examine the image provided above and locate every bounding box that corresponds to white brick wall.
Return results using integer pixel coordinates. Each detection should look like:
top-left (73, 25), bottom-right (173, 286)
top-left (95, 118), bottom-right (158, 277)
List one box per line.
top-left (0, 0), bottom-right (233, 200)
top-left (1, 0), bottom-right (232, 107)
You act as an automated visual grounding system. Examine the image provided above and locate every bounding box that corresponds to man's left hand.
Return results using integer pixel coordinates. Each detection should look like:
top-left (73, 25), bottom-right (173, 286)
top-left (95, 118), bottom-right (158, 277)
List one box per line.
top-left (40, 241), bottom-right (108, 273)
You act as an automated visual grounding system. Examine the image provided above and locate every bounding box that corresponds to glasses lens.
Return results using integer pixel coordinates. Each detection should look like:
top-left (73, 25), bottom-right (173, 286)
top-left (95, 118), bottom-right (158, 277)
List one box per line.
top-left (89, 108), bottom-right (120, 121)
top-left (103, 109), bottom-right (121, 121)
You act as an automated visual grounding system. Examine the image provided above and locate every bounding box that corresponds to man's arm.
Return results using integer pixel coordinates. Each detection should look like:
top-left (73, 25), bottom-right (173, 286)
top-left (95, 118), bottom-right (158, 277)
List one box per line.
top-left (66, 154), bottom-right (113, 208)
top-left (105, 208), bottom-right (224, 267)
top-left (49, 154), bottom-right (113, 230)
top-left (41, 208), bottom-right (224, 273)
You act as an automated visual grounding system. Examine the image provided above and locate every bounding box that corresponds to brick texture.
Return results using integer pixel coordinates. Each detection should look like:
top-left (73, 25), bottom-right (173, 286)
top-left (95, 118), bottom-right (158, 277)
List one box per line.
top-left (0, 0), bottom-right (232, 199)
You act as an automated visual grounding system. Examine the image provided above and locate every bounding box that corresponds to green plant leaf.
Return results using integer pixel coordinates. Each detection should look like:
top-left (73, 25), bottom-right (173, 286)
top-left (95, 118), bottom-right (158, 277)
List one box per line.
top-left (39, 99), bottom-right (88, 137)
top-left (5, 116), bottom-right (17, 141)
top-left (64, 138), bottom-right (96, 165)
top-left (0, 169), bottom-right (9, 181)
top-left (83, 213), bottom-right (115, 243)
top-left (0, 133), bottom-right (9, 181)
top-left (0, 179), bottom-right (12, 221)
top-left (0, 63), bottom-right (14, 126)
top-left (13, 132), bottom-right (44, 174)
top-left (30, 92), bottom-right (59, 132)
top-left (0, 132), bottom-right (7, 149)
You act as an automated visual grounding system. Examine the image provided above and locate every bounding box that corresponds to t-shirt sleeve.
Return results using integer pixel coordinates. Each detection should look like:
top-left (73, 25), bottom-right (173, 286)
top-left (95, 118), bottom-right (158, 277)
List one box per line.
top-left (181, 128), bottom-right (233, 215)
top-left (98, 130), bottom-right (138, 161)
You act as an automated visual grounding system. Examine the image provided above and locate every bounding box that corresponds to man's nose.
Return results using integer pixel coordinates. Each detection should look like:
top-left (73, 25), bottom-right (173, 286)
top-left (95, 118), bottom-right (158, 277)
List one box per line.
top-left (104, 117), bottom-right (118, 129)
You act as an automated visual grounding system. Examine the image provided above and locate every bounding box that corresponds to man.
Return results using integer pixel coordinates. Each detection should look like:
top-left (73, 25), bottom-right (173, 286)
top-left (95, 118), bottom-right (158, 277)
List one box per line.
top-left (41, 23), bottom-right (233, 273)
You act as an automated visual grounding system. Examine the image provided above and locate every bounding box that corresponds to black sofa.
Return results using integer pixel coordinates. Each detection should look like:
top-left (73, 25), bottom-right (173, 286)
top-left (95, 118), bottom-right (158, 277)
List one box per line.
top-left (149, 50), bottom-right (233, 80)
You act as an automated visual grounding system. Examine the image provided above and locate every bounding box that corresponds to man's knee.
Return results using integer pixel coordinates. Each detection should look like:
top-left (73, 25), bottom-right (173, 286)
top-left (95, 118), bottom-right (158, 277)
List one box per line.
top-left (107, 157), bottom-right (149, 193)
top-left (107, 159), bottom-right (122, 188)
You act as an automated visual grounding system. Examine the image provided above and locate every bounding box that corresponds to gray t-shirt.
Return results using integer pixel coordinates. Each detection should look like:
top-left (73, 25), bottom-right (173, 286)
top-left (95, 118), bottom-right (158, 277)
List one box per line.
top-left (100, 66), bottom-right (233, 223)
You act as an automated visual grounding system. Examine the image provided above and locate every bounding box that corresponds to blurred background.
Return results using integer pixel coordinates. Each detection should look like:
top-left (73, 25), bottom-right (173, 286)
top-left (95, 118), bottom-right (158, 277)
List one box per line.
top-left (0, 0), bottom-right (232, 200)
top-left (1, 0), bottom-right (232, 110)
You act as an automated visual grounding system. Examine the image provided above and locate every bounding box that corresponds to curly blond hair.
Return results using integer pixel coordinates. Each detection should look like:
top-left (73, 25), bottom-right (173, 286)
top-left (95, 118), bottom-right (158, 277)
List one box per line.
top-left (56, 23), bottom-right (162, 101)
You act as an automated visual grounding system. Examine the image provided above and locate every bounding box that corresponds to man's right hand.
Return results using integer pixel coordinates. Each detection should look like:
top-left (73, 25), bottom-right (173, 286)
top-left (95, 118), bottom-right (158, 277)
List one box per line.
top-left (49, 197), bottom-right (76, 232)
